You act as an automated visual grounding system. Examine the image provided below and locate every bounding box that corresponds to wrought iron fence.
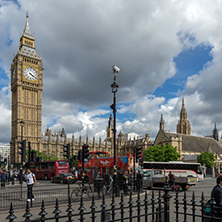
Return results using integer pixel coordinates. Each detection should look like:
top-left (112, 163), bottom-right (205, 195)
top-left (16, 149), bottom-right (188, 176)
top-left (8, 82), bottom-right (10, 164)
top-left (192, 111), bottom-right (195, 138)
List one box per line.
top-left (0, 187), bottom-right (68, 210)
top-left (174, 191), bottom-right (222, 222)
top-left (6, 190), bottom-right (166, 222)
top-left (5, 187), bottom-right (222, 222)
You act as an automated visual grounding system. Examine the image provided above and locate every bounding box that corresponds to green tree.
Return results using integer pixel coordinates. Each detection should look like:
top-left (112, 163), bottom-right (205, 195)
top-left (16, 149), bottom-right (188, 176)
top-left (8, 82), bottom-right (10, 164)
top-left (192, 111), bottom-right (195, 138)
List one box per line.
top-left (143, 144), bottom-right (181, 162)
top-left (30, 150), bottom-right (58, 161)
top-left (197, 152), bottom-right (215, 168)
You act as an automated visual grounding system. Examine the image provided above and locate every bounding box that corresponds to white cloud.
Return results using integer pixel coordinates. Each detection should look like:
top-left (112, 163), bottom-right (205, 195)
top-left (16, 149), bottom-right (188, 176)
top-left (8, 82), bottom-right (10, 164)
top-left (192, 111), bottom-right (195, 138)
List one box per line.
top-left (0, 0), bottom-right (222, 144)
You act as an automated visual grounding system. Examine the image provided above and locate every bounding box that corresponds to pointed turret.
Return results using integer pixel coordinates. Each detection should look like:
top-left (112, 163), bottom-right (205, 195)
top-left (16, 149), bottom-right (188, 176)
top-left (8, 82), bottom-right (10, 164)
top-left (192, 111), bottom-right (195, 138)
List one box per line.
top-left (23, 10), bottom-right (34, 38)
top-left (159, 114), bottom-right (164, 131)
top-left (213, 122), bottom-right (218, 141)
top-left (177, 97), bottom-right (191, 135)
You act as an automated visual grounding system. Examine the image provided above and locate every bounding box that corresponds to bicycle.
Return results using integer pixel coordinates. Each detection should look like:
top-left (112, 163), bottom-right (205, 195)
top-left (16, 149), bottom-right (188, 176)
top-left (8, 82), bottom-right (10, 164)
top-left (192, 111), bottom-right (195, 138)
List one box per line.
top-left (164, 182), bottom-right (182, 192)
top-left (100, 182), bottom-right (113, 197)
top-left (71, 182), bottom-right (97, 202)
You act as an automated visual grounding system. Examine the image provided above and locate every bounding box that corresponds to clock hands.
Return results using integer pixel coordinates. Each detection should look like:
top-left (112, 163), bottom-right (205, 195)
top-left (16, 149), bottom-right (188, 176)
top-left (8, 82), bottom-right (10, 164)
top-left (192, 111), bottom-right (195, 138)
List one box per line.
top-left (29, 72), bottom-right (36, 79)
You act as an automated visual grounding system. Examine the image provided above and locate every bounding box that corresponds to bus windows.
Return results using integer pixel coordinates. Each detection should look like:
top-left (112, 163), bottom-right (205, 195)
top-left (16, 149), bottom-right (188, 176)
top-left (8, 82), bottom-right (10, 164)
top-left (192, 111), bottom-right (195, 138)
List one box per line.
top-left (41, 162), bottom-right (47, 169)
top-left (48, 162), bottom-right (55, 169)
top-left (57, 161), bottom-right (67, 166)
top-left (197, 166), bottom-right (202, 174)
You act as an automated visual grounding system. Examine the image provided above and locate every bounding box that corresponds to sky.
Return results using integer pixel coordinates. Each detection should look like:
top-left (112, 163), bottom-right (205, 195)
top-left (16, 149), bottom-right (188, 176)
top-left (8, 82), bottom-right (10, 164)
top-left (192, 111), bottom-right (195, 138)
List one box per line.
top-left (0, 0), bottom-right (222, 145)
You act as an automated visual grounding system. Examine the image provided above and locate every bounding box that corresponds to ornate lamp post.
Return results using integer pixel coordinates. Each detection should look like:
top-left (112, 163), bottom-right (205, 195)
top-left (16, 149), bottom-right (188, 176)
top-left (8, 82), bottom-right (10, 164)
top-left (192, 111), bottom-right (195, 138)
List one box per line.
top-left (110, 65), bottom-right (120, 196)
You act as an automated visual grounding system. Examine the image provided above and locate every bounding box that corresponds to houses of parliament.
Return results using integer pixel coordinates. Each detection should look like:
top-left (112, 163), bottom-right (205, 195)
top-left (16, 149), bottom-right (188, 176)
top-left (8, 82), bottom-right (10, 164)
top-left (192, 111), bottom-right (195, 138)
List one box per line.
top-left (10, 13), bottom-right (222, 165)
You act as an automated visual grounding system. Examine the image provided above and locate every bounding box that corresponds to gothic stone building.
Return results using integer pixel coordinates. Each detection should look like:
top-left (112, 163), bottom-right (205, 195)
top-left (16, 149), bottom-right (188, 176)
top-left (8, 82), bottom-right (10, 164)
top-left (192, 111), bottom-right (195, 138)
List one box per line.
top-left (154, 98), bottom-right (222, 164)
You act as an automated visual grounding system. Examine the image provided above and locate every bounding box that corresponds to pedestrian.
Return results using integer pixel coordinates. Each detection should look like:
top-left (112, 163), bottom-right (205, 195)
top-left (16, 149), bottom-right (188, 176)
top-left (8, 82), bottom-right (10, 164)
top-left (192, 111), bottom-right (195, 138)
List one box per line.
top-left (25, 169), bottom-right (37, 201)
top-left (211, 175), bottom-right (222, 221)
top-left (136, 170), bottom-right (143, 192)
top-left (74, 169), bottom-right (78, 179)
top-left (10, 169), bottom-right (14, 185)
top-left (6, 170), bottom-right (10, 185)
top-left (0, 170), bottom-right (8, 189)
top-left (14, 170), bottom-right (18, 181)
top-left (122, 171), bottom-right (128, 195)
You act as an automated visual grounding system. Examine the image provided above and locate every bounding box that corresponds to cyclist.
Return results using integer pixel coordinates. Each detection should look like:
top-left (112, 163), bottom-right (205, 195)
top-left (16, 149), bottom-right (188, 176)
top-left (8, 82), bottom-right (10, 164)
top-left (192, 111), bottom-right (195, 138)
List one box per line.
top-left (168, 171), bottom-right (175, 187)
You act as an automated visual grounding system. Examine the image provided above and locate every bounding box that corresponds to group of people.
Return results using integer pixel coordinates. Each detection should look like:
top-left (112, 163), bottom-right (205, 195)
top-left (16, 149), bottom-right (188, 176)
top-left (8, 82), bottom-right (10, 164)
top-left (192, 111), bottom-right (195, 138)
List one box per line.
top-left (0, 169), bottom-right (21, 188)
top-left (120, 170), bottom-right (143, 195)
top-left (0, 168), bottom-right (36, 202)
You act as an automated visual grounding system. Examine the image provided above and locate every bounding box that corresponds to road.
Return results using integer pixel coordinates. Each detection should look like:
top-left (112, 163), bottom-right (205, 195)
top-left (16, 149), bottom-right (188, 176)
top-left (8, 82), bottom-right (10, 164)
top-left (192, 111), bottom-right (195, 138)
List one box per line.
top-left (0, 177), bottom-right (216, 221)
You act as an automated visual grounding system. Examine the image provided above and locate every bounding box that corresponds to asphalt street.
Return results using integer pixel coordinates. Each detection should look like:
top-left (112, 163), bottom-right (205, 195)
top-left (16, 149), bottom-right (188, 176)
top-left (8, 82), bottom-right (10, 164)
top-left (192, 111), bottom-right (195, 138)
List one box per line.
top-left (0, 177), bottom-right (217, 222)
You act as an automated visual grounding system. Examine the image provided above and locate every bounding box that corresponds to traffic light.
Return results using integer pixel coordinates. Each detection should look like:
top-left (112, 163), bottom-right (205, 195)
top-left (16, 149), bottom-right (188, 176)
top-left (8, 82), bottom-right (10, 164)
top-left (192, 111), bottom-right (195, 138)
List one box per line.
top-left (4, 158), bottom-right (7, 165)
top-left (78, 150), bottom-right (82, 161)
top-left (18, 140), bottom-right (26, 162)
top-left (63, 143), bottom-right (70, 163)
top-left (82, 144), bottom-right (89, 161)
top-left (136, 146), bottom-right (142, 162)
top-left (31, 150), bottom-right (36, 162)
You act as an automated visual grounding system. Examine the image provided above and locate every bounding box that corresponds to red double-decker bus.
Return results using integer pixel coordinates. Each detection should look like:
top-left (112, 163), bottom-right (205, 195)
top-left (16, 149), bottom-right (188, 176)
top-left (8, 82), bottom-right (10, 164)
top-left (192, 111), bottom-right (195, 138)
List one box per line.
top-left (30, 160), bottom-right (69, 179)
top-left (77, 152), bottom-right (129, 182)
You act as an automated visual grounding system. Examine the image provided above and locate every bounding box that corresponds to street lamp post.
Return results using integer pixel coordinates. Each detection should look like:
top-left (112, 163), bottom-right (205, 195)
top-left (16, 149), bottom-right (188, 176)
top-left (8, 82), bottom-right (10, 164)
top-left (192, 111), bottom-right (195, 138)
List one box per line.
top-left (19, 120), bottom-right (25, 199)
top-left (110, 65), bottom-right (120, 196)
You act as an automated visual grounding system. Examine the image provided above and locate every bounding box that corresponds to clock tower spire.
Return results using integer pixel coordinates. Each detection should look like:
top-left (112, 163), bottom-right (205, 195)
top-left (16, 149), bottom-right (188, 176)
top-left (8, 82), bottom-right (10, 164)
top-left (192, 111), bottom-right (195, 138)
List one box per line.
top-left (10, 11), bottom-right (43, 164)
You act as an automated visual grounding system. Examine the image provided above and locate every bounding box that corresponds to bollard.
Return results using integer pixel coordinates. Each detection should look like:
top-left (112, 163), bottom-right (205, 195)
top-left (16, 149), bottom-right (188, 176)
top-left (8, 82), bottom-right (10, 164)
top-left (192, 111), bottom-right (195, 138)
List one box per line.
top-left (163, 185), bottom-right (171, 222)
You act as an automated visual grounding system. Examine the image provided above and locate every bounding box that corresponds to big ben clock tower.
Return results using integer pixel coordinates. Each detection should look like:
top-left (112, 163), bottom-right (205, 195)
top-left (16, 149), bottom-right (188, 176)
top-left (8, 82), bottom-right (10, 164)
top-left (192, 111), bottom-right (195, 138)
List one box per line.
top-left (10, 11), bottom-right (43, 164)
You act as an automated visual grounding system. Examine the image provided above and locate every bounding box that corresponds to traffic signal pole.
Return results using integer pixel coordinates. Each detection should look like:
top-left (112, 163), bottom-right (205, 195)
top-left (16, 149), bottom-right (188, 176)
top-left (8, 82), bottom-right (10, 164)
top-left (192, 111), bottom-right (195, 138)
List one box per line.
top-left (82, 144), bottom-right (89, 188)
top-left (18, 139), bottom-right (26, 199)
top-left (63, 144), bottom-right (70, 170)
top-left (28, 142), bottom-right (31, 169)
top-left (133, 147), bottom-right (136, 191)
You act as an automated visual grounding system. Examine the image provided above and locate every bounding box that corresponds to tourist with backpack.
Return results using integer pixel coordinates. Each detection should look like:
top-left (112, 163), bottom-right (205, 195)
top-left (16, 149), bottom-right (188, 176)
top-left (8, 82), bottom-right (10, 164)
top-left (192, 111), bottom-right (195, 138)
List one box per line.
top-left (25, 169), bottom-right (36, 201)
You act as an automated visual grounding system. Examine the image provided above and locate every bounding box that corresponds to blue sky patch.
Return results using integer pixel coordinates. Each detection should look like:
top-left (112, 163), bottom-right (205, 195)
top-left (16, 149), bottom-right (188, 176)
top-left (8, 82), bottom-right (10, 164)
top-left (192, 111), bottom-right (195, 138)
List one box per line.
top-left (154, 44), bottom-right (213, 99)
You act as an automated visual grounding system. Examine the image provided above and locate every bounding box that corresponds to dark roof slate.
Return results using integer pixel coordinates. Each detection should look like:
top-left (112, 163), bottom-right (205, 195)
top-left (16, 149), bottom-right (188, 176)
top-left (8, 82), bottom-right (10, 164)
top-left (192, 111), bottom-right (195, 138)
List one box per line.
top-left (164, 132), bottom-right (222, 154)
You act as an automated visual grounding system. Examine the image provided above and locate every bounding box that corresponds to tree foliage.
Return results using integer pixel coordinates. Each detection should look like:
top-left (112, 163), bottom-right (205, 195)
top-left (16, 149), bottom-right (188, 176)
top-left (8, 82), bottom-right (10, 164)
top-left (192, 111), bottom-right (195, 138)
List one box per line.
top-left (29, 150), bottom-right (58, 161)
top-left (143, 144), bottom-right (181, 162)
top-left (197, 152), bottom-right (215, 168)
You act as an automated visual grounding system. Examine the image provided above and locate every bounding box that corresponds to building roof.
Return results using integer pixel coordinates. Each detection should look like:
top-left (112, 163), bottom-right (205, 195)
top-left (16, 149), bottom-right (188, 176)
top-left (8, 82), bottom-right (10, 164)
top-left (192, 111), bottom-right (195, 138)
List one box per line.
top-left (164, 131), bottom-right (222, 154)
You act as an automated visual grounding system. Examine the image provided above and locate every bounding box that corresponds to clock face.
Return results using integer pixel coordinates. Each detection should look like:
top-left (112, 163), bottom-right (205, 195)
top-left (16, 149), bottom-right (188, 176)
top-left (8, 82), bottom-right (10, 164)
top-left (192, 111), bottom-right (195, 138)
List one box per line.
top-left (24, 67), bottom-right (38, 81)
top-left (12, 68), bottom-right (15, 80)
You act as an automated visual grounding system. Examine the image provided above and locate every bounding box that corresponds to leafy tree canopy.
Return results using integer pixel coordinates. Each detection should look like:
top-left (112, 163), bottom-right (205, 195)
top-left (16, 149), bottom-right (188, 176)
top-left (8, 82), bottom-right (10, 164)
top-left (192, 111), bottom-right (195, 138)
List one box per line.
top-left (197, 152), bottom-right (215, 168)
top-left (29, 150), bottom-right (58, 161)
top-left (144, 144), bottom-right (181, 162)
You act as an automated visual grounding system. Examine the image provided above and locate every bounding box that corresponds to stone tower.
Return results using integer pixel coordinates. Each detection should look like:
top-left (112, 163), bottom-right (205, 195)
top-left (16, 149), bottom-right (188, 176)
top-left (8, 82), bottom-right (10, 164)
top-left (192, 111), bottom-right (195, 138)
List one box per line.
top-left (176, 97), bottom-right (191, 135)
top-left (10, 11), bottom-right (43, 164)
top-left (106, 114), bottom-right (114, 142)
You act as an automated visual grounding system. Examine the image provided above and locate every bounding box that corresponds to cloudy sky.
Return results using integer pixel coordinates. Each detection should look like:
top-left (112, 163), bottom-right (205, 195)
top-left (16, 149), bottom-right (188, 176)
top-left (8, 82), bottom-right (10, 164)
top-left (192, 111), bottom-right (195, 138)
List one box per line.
top-left (0, 0), bottom-right (222, 145)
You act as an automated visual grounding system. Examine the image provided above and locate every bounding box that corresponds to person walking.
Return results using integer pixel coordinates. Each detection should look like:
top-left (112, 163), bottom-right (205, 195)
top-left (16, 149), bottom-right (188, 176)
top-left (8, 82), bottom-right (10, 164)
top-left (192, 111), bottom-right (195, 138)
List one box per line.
top-left (10, 169), bottom-right (14, 185)
top-left (122, 171), bottom-right (128, 195)
top-left (211, 175), bottom-right (222, 221)
top-left (0, 171), bottom-right (8, 189)
top-left (25, 169), bottom-right (36, 201)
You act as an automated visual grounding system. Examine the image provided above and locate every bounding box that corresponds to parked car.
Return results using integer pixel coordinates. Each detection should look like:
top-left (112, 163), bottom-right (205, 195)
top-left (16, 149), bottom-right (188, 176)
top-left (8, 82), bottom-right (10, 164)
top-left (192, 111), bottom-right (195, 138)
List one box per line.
top-left (51, 173), bottom-right (77, 184)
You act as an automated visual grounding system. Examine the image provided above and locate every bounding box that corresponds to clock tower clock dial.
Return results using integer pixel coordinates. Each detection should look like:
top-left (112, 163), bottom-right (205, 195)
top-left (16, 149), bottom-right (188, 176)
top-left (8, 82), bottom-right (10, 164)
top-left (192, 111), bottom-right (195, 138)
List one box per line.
top-left (10, 11), bottom-right (43, 164)
top-left (12, 68), bottom-right (15, 81)
top-left (24, 67), bottom-right (38, 81)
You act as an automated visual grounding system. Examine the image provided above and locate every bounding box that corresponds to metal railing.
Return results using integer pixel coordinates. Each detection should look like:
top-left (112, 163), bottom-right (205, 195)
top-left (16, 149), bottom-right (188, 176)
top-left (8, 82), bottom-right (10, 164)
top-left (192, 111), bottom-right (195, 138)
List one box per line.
top-left (6, 189), bottom-right (166, 222)
top-left (5, 185), bottom-right (222, 221)
top-left (0, 187), bottom-right (68, 211)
